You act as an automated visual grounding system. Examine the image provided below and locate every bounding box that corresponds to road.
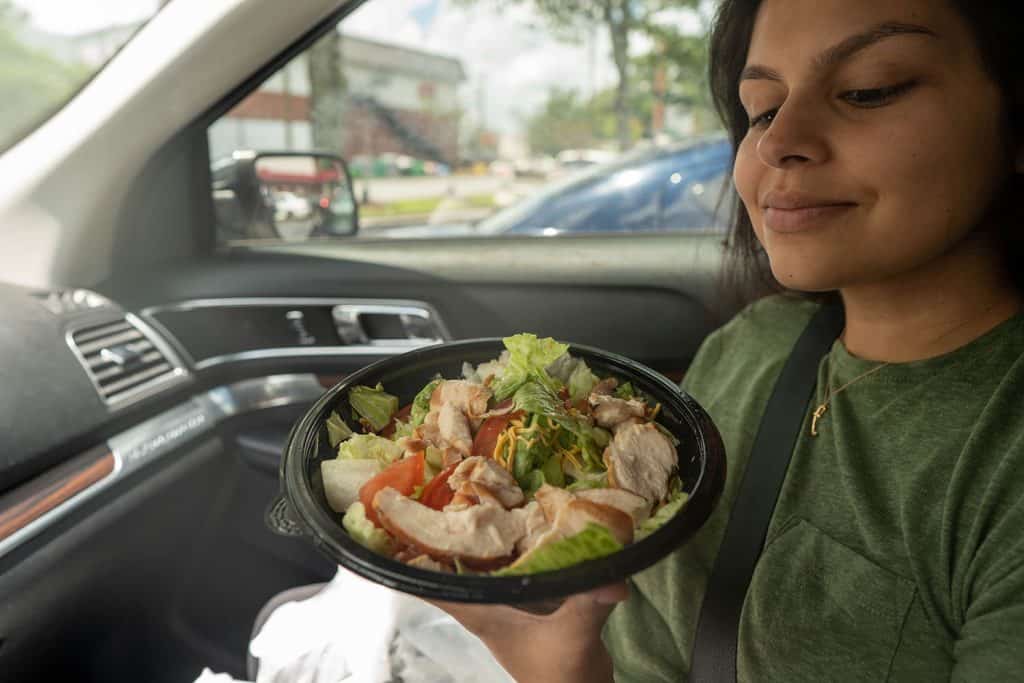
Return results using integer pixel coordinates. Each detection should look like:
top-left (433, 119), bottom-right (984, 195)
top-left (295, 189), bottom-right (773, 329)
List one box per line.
top-left (352, 175), bottom-right (546, 204)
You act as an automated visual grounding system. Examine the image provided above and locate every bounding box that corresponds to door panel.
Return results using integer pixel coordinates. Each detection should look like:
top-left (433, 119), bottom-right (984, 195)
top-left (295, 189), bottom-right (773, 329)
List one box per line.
top-left (101, 232), bottom-right (729, 376)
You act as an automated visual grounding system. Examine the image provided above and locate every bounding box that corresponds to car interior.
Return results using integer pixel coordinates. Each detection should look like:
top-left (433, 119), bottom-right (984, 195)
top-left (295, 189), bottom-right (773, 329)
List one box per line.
top-left (0, 0), bottom-right (736, 680)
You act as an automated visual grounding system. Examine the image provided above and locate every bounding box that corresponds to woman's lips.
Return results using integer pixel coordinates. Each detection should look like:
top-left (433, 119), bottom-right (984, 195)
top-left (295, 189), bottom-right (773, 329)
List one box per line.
top-left (763, 203), bottom-right (857, 233)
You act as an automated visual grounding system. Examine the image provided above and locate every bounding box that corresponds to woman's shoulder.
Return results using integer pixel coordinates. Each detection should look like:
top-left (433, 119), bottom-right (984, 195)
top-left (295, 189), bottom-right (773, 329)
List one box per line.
top-left (682, 294), bottom-right (821, 395)
top-left (713, 293), bottom-right (821, 352)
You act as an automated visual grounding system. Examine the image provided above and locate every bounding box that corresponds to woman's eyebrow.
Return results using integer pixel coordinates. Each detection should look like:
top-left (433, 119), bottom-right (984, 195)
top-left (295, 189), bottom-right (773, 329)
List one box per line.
top-left (740, 21), bottom-right (938, 83)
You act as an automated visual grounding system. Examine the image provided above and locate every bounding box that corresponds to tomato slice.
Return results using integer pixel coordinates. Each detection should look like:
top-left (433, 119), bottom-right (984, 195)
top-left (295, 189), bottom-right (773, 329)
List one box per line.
top-left (379, 403), bottom-right (412, 438)
top-left (419, 462), bottom-right (460, 510)
top-left (472, 408), bottom-right (523, 458)
top-left (360, 452), bottom-right (425, 526)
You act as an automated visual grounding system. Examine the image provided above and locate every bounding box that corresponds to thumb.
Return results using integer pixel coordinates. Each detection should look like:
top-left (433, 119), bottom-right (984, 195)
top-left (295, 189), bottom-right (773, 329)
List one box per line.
top-left (589, 580), bottom-right (630, 605)
top-left (559, 580), bottom-right (629, 625)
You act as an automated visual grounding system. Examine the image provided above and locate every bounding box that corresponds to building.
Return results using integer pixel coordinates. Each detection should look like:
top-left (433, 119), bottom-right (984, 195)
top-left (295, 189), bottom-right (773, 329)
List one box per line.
top-left (209, 33), bottom-right (467, 167)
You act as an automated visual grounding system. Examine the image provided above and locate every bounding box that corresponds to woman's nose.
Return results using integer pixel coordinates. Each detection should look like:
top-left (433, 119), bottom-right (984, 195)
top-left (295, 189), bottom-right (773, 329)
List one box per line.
top-left (755, 100), bottom-right (830, 169)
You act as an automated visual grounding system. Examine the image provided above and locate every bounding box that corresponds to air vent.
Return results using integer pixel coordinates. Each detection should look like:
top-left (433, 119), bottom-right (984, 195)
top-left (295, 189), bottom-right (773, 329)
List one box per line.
top-left (68, 316), bottom-right (186, 406)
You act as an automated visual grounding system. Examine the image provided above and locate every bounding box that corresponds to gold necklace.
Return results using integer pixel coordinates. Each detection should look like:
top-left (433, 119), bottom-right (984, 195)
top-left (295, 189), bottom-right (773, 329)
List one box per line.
top-left (808, 300), bottom-right (1016, 436)
top-left (809, 358), bottom-right (889, 437)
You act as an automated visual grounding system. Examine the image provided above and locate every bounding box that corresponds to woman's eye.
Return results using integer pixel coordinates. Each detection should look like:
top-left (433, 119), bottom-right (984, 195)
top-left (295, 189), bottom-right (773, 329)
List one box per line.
top-left (839, 80), bottom-right (917, 108)
top-left (748, 108), bottom-right (778, 129)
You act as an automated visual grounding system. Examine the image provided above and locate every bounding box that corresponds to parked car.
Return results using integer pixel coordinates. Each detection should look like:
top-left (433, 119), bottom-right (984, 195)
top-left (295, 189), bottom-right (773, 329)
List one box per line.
top-left (375, 136), bottom-right (731, 239)
top-left (272, 191), bottom-right (312, 222)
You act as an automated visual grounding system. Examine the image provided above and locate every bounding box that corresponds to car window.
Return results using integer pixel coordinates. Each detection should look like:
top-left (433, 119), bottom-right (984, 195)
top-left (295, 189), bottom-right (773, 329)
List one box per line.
top-left (208, 0), bottom-right (725, 245)
top-left (0, 0), bottom-right (162, 154)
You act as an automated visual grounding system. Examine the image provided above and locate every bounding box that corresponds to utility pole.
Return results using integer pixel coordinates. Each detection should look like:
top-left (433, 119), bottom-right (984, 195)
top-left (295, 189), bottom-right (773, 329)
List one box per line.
top-left (652, 38), bottom-right (666, 139)
top-left (282, 63), bottom-right (293, 149)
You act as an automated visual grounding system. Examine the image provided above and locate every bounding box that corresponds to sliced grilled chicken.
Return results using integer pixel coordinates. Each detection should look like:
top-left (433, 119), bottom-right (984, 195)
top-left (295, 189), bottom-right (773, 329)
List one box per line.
top-left (438, 402), bottom-right (473, 456)
top-left (552, 499), bottom-right (634, 545)
top-left (413, 422), bottom-right (443, 449)
top-left (533, 484), bottom-right (634, 545)
top-left (576, 487), bottom-right (651, 524)
top-left (590, 377), bottom-right (619, 396)
top-left (447, 481), bottom-right (506, 509)
top-left (373, 487), bottom-right (526, 563)
top-left (429, 380), bottom-right (492, 421)
top-left (588, 393), bottom-right (647, 431)
top-left (513, 501), bottom-right (551, 554)
top-left (605, 423), bottom-right (676, 504)
top-left (406, 554), bottom-right (449, 572)
top-left (448, 456), bottom-right (524, 509)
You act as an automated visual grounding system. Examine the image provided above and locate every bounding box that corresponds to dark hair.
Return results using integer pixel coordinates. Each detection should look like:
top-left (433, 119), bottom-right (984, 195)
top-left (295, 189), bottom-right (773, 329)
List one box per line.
top-left (708, 0), bottom-right (1024, 303)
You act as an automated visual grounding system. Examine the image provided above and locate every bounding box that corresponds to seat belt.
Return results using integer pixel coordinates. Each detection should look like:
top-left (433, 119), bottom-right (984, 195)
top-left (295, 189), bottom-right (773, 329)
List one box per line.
top-left (689, 302), bottom-right (845, 682)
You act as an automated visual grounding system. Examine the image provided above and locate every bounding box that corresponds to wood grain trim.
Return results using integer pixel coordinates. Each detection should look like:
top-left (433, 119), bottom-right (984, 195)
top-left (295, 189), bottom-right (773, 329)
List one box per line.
top-left (0, 448), bottom-right (115, 542)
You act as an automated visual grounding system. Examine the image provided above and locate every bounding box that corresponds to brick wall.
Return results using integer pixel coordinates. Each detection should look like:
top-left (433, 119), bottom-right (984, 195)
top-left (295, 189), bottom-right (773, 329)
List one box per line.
top-left (228, 92), bottom-right (459, 164)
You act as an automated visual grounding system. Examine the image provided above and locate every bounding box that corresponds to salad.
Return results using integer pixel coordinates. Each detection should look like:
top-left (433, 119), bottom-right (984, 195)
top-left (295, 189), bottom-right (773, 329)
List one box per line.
top-left (320, 334), bottom-right (689, 575)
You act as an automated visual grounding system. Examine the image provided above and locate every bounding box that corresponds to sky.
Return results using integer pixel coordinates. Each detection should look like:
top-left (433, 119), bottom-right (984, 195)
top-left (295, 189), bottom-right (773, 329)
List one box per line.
top-left (345, 0), bottom-right (619, 134)
top-left (345, 0), bottom-right (704, 134)
top-left (12, 0), bottom-right (160, 33)
top-left (14, 0), bottom-right (705, 134)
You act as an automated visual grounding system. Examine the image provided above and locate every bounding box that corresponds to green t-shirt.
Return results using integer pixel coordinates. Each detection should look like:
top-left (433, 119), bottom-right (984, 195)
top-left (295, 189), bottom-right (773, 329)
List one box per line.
top-left (603, 295), bottom-right (1024, 682)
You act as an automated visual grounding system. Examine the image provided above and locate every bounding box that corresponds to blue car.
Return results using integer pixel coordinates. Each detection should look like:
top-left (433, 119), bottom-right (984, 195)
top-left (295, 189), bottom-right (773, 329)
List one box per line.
top-left (375, 136), bottom-right (732, 239)
top-left (476, 136), bottom-right (732, 236)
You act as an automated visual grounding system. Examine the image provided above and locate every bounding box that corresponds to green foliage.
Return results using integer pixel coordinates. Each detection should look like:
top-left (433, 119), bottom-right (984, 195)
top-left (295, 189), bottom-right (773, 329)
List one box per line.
top-left (0, 5), bottom-right (91, 151)
top-left (498, 0), bottom-right (718, 154)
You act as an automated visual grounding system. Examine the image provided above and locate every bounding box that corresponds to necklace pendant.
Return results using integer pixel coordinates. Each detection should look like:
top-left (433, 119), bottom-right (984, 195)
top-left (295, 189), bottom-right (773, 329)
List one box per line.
top-left (810, 403), bottom-right (828, 437)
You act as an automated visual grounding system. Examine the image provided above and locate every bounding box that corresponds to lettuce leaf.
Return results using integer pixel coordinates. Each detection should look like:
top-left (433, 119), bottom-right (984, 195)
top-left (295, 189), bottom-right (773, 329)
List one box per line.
top-left (424, 445), bottom-right (444, 470)
top-left (391, 418), bottom-right (414, 440)
top-left (493, 523), bottom-right (623, 576)
top-left (513, 381), bottom-right (606, 473)
top-left (410, 378), bottom-right (442, 427)
top-left (326, 410), bottom-right (354, 447)
top-left (337, 433), bottom-right (403, 464)
top-left (544, 352), bottom-right (577, 383)
top-left (490, 334), bottom-right (569, 401)
top-left (541, 453), bottom-right (565, 487)
top-left (614, 381), bottom-right (636, 400)
top-left (349, 383), bottom-right (399, 431)
top-left (635, 491), bottom-right (690, 540)
top-left (567, 360), bottom-right (599, 403)
top-left (321, 458), bottom-right (381, 512)
top-left (342, 501), bottom-right (395, 554)
top-left (512, 379), bottom-right (565, 418)
top-left (520, 469), bottom-right (546, 498)
top-left (512, 416), bottom-right (554, 489)
top-left (566, 470), bottom-right (607, 491)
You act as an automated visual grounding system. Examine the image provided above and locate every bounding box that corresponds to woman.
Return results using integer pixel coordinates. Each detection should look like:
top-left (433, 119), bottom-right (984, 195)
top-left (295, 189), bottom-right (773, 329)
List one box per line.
top-left (433, 0), bottom-right (1024, 680)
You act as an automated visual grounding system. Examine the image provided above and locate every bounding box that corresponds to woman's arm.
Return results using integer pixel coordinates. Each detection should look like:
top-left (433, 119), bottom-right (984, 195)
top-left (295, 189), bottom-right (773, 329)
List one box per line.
top-left (429, 582), bottom-right (627, 683)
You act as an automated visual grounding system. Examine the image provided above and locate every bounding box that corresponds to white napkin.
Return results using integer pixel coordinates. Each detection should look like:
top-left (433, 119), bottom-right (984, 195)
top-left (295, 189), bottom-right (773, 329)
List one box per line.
top-left (193, 566), bottom-right (514, 683)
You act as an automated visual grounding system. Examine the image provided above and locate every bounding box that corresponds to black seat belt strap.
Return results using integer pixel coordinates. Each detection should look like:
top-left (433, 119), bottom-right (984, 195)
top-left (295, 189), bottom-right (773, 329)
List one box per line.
top-left (690, 302), bottom-right (845, 682)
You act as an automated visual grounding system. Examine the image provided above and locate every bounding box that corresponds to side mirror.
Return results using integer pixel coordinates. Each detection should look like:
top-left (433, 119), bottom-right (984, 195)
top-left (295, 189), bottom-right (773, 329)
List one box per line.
top-left (214, 151), bottom-right (359, 241)
top-left (254, 152), bottom-right (359, 239)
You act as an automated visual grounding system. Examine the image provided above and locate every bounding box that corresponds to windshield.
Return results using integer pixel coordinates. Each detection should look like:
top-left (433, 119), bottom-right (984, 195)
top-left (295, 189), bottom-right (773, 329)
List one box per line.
top-left (0, 0), bottom-right (162, 153)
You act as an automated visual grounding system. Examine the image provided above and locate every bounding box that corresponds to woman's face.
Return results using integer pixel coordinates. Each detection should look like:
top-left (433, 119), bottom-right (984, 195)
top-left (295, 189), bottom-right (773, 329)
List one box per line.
top-left (733, 0), bottom-right (1014, 292)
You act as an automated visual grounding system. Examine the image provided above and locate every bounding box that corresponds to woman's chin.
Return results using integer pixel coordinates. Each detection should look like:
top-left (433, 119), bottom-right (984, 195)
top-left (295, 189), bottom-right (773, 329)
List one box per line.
top-left (767, 261), bottom-right (845, 294)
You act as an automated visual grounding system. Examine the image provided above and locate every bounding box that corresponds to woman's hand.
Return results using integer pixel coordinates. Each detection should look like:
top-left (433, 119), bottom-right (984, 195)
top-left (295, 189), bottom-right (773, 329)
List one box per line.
top-left (428, 581), bottom-right (628, 683)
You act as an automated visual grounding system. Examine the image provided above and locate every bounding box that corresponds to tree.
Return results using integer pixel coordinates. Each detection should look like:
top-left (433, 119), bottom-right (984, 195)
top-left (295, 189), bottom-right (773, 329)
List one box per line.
top-left (516, 0), bottom-right (637, 151)
top-left (306, 29), bottom-right (347, 154)
top-left (637, 4), bottom-right (718, 134)
top-left (0, 1), bottom-right (89, 152)
top-left (525, 88), bottom-right (598, 155)
top-left (459, 0), bottom-right (704, 151)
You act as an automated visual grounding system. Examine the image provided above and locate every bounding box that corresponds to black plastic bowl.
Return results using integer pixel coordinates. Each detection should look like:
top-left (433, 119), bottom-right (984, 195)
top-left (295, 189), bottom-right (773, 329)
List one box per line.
top-left (281, 338), bottom-right (726, 604)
